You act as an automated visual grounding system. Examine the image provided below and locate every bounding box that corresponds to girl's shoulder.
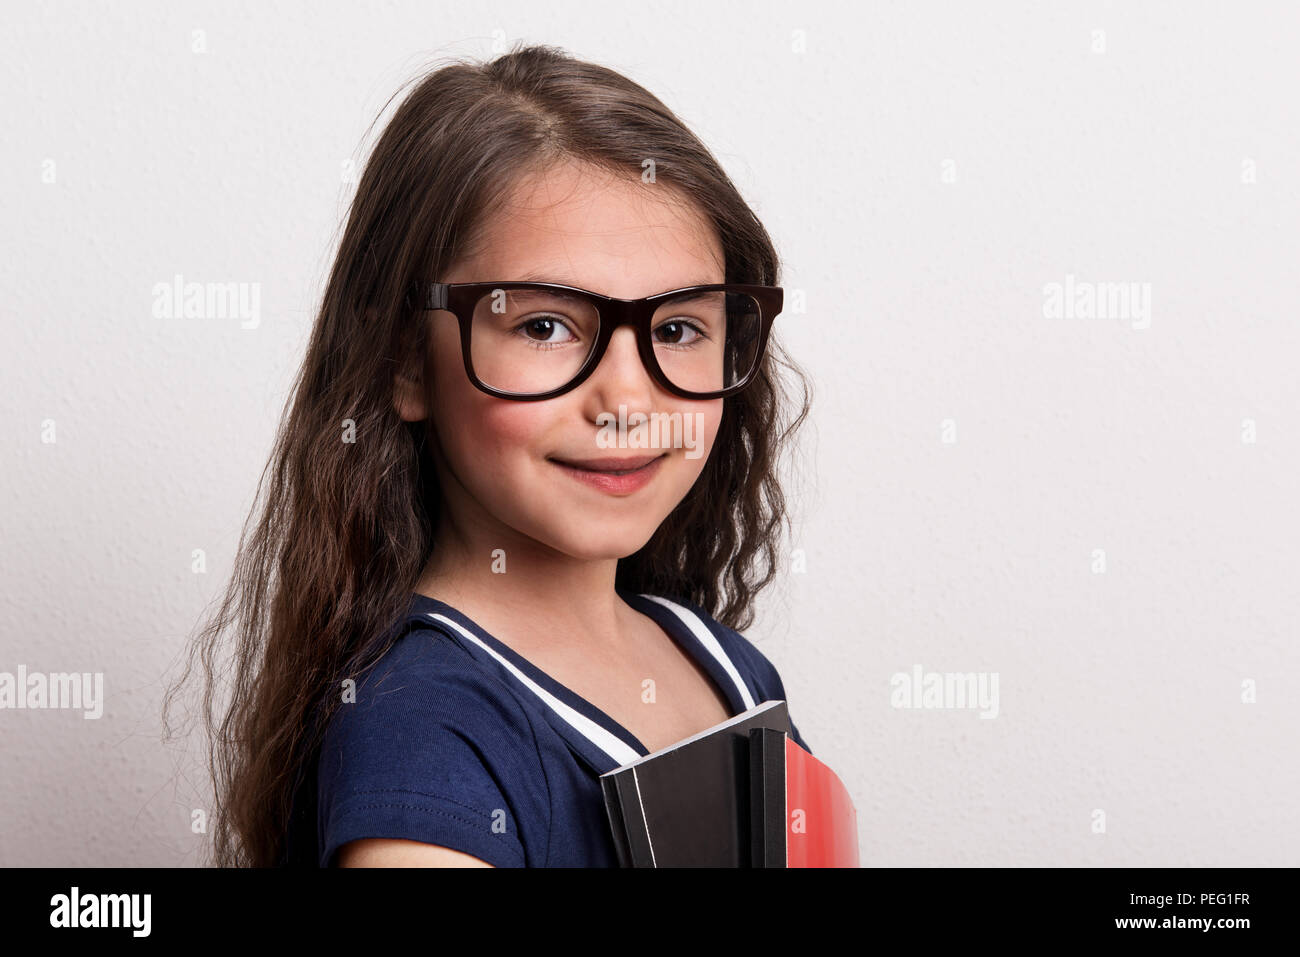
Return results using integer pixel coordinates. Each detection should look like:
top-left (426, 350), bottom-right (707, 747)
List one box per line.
top-left (320, 605), bottom-right (539, 754)
top-left (315, 605), bottom-right (548, 868)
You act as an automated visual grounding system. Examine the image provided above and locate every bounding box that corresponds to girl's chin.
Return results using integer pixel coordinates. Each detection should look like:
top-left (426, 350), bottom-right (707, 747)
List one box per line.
top-left (539, 529), bottom-right (660, 562)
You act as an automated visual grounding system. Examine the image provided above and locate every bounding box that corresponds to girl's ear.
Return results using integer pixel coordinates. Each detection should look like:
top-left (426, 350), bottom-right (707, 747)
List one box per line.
top-left (392, 371), bottom-right (427, 422)
top-left (370, 304), bottom-right (427, 422)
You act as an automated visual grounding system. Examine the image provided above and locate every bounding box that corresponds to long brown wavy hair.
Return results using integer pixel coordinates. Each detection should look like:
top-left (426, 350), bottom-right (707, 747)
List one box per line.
top-left (163, 41), bottom-right (812, 867)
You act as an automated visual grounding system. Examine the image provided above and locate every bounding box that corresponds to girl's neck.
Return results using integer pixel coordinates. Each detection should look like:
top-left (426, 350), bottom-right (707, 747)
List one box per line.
top-left (414, 556), bottom-right (642, 653)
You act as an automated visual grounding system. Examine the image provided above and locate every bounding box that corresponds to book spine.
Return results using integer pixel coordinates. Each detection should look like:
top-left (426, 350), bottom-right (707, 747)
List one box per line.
top-left (749, 727), bottom-right (788, 868)
top-left (599, 774), bottom-right (634, 868)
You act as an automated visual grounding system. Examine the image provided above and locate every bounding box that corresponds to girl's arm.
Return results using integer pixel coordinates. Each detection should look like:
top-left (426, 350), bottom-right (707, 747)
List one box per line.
top-left (336, 837), bottom-right (495, 867)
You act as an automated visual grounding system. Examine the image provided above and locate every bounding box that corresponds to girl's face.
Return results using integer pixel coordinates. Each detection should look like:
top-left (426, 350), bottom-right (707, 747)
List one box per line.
top-left (399, 159), bottom-right (726, 561)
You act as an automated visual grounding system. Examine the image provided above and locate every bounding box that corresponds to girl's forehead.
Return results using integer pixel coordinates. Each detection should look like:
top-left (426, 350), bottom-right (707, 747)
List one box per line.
top-left (498, 163), bottom-right (712, 239)
top-left (457, 163), bottom-right (724, 289)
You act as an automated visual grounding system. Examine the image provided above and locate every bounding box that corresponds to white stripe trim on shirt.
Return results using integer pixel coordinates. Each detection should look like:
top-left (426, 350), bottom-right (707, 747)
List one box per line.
top-left (637, 594), bottom-right (756, 711)
top-left (426, 612), bottom-right (642, 768)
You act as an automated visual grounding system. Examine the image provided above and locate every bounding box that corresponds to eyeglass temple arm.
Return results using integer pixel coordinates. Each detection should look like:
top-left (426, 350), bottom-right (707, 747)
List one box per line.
top-left (408, 282), bottom-right (448, 310)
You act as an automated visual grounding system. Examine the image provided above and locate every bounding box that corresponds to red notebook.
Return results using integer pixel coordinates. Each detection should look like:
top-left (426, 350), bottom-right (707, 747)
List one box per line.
top-left (751, 728), bottom-right (859, 867)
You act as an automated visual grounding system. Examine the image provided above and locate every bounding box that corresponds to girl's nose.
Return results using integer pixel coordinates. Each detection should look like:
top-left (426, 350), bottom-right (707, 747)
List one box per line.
top-left (584, 325), bottom-right (657, 408)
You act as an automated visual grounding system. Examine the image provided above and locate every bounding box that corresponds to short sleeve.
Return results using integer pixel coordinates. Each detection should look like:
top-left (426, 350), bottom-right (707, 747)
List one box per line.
top-left (316, 627), bottom-right (549, 867)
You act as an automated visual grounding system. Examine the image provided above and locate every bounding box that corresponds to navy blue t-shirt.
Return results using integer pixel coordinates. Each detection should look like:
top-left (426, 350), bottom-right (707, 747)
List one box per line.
top-left (315, 588), bottom-right (812, 867)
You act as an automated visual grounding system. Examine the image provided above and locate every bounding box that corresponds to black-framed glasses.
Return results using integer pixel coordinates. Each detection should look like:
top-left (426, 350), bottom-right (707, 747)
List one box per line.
top-left (407, 280), bottom-right (783, 401)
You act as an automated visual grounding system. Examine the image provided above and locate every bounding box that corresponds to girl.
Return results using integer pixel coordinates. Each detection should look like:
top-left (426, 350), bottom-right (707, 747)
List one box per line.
top-left (165, 41), bottom-right (813, 867)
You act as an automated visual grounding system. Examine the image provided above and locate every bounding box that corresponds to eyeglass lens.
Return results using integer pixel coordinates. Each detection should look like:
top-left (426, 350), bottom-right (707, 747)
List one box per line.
top-left (466, 287), bottom-right (763, 395)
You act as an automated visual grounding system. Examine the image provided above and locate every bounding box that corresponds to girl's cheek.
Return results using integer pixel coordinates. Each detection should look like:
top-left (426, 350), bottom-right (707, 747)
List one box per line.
top-left (427, 345), bottom-right (531, 461)
top-left (682, 399), bottom-right (723, 464)
top-left (462, 397), bottom-right (552, 463)
top-left (436, 382), bottom-right (559, 468)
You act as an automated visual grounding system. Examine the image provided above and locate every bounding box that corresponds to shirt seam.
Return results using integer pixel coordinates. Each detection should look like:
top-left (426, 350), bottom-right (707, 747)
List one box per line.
top-left (342, 785), bottom-right (509, 826)
top-left (516, 688), bottom-right (556, 866)
top-left (334, 799), bottom-right (525, 866)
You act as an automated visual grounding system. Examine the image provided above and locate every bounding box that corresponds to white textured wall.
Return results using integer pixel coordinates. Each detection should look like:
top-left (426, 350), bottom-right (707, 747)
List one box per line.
top-left (2, 1), bottom-right (1296, 866)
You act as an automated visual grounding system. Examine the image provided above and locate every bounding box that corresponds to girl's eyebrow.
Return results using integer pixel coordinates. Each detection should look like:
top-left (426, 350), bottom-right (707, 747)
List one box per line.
top-left (657, 289), bottom-right (726, 307)
top-left (515, 272), bottom-right (578, 285)
top-left (514, 273), bottom-right (722, 294)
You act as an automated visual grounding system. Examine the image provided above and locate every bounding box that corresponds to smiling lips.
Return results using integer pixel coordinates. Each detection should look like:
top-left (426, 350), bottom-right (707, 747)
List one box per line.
top-left (548, 452), bottom-right (667, 494)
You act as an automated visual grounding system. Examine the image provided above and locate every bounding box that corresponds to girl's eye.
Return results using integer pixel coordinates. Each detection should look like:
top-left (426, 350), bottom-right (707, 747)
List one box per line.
top-left (653, 319), bottom-right (705, 346)
top-left (517, 314), bottom-right (577, 345)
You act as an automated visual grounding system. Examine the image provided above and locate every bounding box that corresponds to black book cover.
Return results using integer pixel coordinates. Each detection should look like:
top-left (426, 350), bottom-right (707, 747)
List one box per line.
top-left (599, 699), bottom-right (790, 867)
top-left (749, 726), bottom-right (788, 868)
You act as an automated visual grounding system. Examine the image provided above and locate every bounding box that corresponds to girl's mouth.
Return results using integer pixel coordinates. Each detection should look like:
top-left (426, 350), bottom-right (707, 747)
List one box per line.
top-left (547, 453), bottom-right (667, 495)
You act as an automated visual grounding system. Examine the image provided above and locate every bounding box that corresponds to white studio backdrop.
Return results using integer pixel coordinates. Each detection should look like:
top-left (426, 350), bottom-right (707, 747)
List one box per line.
top-left (1, 0), bottom-right (1297, 866)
